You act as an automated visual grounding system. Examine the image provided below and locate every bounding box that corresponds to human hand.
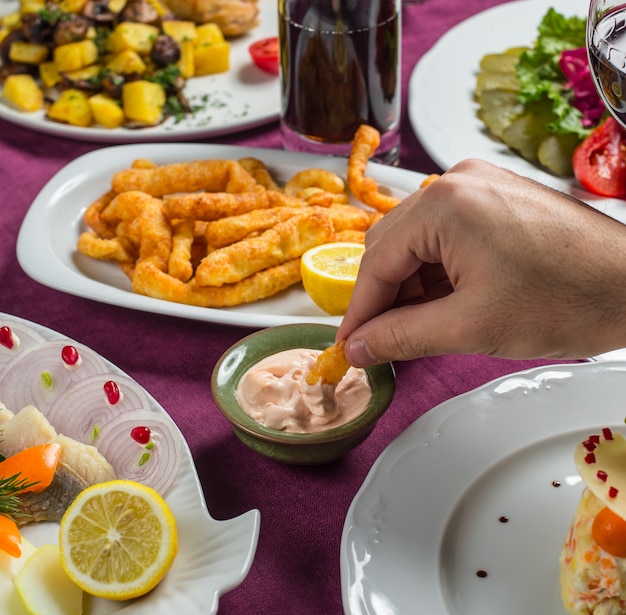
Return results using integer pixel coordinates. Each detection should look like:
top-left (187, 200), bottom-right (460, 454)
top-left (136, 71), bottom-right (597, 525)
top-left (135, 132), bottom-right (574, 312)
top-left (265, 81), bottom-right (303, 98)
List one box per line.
top-left (337, 159), bottom-right (626, 365)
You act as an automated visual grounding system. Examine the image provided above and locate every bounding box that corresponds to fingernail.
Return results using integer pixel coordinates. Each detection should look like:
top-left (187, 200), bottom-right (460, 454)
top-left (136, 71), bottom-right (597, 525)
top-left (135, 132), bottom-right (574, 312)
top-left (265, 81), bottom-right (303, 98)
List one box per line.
top-left (346, 339), bottom-right (378, 367)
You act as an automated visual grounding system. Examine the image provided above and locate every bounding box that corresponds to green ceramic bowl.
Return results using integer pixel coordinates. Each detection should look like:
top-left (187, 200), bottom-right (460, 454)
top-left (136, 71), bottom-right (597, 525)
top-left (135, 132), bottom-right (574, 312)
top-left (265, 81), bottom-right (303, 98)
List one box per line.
top-left (211, 324), bottom-right (396, 464)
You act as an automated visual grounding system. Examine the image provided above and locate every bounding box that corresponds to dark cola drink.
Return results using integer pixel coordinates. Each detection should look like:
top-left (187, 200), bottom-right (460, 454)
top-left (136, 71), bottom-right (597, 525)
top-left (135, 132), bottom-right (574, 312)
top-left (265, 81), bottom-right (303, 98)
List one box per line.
top-left (278, 0), bottom-right (401, 165)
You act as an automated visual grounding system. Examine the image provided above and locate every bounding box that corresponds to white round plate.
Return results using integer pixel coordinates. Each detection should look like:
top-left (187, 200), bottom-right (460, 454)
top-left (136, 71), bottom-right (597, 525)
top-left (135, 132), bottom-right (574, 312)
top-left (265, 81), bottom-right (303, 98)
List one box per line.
top-left (408, 0), bottom-right (626, 224)
top-left (16, 142), bottom-right (426, 328)
top-left (0, 0), bottom-right (279, 142)
top-left (0, 312), bottom-right (260, 615)
top-left (340, 360), bottom-right (626, 614)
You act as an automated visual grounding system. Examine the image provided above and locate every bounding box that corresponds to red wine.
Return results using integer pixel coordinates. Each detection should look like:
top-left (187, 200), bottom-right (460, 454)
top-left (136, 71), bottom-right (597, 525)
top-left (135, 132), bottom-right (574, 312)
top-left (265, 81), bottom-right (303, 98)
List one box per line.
top-left (588, 7), bottom-right (626, 125)
top-left (278, 0), bottom-right (399, 154)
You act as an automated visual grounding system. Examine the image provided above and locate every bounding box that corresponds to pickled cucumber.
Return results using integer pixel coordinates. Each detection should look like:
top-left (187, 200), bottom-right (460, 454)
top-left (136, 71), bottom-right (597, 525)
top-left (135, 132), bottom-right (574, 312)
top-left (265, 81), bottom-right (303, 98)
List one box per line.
top-left (474, 46), bottom-right (579, 176)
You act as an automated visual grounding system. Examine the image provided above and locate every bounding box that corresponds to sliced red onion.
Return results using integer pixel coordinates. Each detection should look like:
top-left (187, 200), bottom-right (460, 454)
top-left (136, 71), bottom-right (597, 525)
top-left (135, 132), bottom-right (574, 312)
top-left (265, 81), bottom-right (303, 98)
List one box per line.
top-left (93, 410), bottom-right (182, 496)
top-left (0, 320), bottom-right (46, 366)
top-left (45, 373), bottom-right (153, 445)
top-left (0, 340), bottom-right (108, 414)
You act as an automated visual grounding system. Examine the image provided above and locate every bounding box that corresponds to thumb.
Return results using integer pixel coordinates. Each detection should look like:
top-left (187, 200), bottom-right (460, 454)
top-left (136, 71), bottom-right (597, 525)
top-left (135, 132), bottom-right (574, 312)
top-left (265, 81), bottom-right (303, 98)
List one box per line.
top-left (343, 294), bottom-right (482, 366)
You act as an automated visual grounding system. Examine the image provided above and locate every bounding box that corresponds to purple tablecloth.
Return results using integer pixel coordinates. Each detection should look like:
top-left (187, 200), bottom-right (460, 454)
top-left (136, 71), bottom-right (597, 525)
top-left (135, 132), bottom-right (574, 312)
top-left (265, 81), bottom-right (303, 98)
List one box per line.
top-left (0, 0), bottom-right (569, 612)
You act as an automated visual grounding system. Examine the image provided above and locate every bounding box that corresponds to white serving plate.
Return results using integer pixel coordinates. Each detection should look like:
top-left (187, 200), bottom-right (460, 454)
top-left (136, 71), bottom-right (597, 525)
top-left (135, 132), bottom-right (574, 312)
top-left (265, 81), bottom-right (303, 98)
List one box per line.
top-left (339, 360), bottom-right (626, 614)
top-left (0, 0), bottom-right (279, 142)
top-left (408, 0), bottom-right (626, 225)
top-left (16, 143), bottom-right (426, 328)
top-left (0, 312), bottom-right (260, 615)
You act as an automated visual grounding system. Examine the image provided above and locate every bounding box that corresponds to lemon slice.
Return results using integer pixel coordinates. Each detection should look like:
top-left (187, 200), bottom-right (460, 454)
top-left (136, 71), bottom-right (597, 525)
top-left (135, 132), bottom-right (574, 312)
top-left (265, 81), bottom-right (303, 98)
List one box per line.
top-left (58, 479), bottom-right (178, 601)
top-left (301, 242), bottom-right (365, 315)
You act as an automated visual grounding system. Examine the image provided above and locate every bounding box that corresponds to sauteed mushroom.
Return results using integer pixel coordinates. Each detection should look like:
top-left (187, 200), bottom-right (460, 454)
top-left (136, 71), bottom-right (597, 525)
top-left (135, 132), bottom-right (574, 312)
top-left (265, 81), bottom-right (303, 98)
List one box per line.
top-left (53, 14), bottom-right (91, 46)
top-left (82, 0), bottom-right (117, 23)
top-left (150, 34), bottom-right (180, 67)
top-left (118, 0), bottom-right (160, 24)
top-left (21, 12), bottom-right (56, 45)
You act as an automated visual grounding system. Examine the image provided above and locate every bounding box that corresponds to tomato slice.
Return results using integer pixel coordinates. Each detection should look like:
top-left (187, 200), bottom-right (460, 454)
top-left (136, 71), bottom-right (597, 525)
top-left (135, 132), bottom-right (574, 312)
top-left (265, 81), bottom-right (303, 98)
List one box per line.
top-left (249, 37), bottom-right (279, 75)
top-left (573, 116), bottom-right (626, 198)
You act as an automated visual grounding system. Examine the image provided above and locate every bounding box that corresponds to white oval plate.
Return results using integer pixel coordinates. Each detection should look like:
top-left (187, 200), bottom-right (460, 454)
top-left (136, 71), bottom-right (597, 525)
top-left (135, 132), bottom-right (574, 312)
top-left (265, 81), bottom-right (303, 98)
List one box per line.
top-left (16, 143), bottom-right (426, 328)
top-left (408, 0), bottom-right (626, 224)
top-left (340, 360), bottom-right (626, 615)
top-left (0, 0), bottom-right (279, 142)
top-left (0, 312), bottom-right (260, 615)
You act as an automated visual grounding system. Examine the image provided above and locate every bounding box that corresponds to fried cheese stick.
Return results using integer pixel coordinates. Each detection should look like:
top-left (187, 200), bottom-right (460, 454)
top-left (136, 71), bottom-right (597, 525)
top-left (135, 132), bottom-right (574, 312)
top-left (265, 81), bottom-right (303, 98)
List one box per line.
top-left (163, 188), bottom-right (269, 221)
top-left (347, 125), bottom-right (401, 213)
top-left (133, 259), bottom-right (302, 308)
top-left (195, 209), bottom-right (332, 287)
top-left (306, 342), bottom-right (351, 386)
top-left (111, 159), bottom-right (259, 196)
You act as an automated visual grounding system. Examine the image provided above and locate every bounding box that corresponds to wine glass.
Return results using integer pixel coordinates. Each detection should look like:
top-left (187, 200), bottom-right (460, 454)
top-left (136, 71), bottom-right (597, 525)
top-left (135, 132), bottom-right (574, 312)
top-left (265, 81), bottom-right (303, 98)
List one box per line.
top-left (587, 0), bottom-right (626, 127)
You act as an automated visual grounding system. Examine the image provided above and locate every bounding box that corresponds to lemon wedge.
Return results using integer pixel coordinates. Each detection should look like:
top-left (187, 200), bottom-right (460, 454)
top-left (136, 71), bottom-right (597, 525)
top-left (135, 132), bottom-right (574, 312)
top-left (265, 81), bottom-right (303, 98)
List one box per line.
top-left (301, 242), bottom-right (365, 315)
top-left (58, 479), bottom-right (178, 601)
top-left (15, 544), bottom-right (82, 615)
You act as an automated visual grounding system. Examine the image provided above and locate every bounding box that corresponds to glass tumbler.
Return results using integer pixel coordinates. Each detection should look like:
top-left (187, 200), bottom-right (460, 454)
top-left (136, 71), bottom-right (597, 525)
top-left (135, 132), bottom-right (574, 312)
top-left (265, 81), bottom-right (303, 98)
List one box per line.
top-left (587, 0), bottom-right (626, 127)
top-left (278, 0), bottom-right (401, 165)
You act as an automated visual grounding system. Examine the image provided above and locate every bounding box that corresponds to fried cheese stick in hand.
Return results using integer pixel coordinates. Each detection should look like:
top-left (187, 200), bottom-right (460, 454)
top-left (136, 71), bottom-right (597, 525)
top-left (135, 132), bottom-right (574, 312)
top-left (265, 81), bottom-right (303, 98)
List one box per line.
top-left (306, 341), bottom-right (351, 386)
top-left (195, 209), bottom-right (332, 287)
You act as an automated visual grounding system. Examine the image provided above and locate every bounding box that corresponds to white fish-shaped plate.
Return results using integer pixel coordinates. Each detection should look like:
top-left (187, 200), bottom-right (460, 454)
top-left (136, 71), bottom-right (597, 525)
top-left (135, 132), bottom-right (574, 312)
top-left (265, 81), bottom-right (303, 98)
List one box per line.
top-left (0, 312), bottom-right (260, 615)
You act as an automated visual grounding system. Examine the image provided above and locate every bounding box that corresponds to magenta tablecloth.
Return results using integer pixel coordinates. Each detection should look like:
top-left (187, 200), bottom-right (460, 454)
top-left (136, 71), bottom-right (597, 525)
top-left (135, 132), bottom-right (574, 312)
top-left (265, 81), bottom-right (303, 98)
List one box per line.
top-left (0, 0), bottom-right (570, 612)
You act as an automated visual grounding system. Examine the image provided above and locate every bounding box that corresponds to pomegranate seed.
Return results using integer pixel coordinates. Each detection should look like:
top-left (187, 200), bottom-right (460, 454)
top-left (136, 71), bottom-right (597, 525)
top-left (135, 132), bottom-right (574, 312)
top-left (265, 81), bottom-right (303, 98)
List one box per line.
top-left (0, 326), bottom-right (14, 349)
top-left (585, 452), bottom-right (596, 464)
top-left (103, 380), bottom-right (121, 405)
top-left (131, 426), bottom-right (151, 445)
top-left (610, 486), bottom-right (619, 498)
top-left (583, 439), bottom-right (597, 451)
top-left (597, 470), bottom-right (608, 482)
top-left (589, 435), bottom-right (601, 443)
top-left (603, 428), bottom-right (614, 440)
top-left (61, 345), bottom-right (79, 366)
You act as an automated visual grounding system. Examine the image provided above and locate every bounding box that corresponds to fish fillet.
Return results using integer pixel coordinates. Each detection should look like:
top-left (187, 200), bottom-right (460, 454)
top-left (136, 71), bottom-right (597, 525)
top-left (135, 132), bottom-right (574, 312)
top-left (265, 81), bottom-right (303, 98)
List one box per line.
top-left (0, 406), bottom-right (116, 525)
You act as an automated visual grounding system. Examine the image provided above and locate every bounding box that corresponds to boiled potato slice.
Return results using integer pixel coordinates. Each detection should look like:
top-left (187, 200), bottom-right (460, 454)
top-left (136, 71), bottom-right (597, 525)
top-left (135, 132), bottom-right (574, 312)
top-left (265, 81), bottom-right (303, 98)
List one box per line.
top-left (537, 133), bottom-right (581, 176)
top-left (122, 80), bottom-right (165, 124)
top-left (54, 39), bottom-right (98, 72)
top-left (106, 49), bottom-right (147, 75)
top-left (89, 93), bottom-right (125, 128)
top-left (0, 536), bottom-right (37, 615)
top-left (108, 22), bottom-right (159, 55)
top-left (8, 41), bottom-right (49, 64)
top-left (47, 89), bottom-right (93, 127)
top-left (194, 23), bottom-right (229, 75)
top-left (15, 544), bottom-right (83, 615)
top-left (2, 74), bottom-right (43, 111)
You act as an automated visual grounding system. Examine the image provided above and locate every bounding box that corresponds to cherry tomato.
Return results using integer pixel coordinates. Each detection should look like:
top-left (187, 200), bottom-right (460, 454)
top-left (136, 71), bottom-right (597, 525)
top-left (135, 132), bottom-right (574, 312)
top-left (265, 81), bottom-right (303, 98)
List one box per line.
top-left (249, 37), bottom-right (279, 75)
top-left (573, 116), bottom-right (626, 198)
top-left (592, 506), bottom-right (626, 557)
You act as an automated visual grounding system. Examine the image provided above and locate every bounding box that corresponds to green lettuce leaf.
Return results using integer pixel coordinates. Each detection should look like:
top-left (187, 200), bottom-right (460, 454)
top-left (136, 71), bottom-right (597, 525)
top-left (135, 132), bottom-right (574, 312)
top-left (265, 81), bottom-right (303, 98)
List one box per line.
top-left (516, 7), bottom-right (590, 137)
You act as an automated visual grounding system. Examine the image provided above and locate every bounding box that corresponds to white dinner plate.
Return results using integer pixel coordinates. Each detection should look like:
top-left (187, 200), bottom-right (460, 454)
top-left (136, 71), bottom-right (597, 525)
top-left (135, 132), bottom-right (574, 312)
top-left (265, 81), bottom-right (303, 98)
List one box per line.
top-left (408, 0), bottom-right (626, 225)
top-left (0, 312), bottom-right (260, 615)
top-left (340, 360), bottom-right (626, 615)
top-left (16, 143), bottom-right (426, 328)
top-left (0, 0), bottom-right (279, 142)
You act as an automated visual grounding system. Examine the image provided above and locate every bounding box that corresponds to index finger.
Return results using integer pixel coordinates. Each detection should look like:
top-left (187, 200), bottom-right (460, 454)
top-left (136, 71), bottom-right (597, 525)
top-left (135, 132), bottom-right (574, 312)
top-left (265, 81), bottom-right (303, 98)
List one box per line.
top-left (337, 207), bottom-right (425, 341)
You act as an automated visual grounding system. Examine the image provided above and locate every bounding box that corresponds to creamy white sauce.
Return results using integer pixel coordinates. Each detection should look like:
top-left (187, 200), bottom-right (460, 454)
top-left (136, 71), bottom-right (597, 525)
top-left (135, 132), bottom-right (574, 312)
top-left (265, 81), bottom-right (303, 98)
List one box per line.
top-left (235, 348), bottom-right (372, 434)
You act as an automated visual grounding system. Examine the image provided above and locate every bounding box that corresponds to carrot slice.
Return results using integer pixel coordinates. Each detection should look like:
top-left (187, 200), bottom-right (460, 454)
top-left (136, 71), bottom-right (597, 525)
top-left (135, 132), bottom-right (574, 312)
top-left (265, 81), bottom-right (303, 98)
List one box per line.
top-left (0, 443), bottom-right (61, 494)
top-left (0, 514), bottom-right (21, 557)
top-left (592, 506), bottom-right (626, 557)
